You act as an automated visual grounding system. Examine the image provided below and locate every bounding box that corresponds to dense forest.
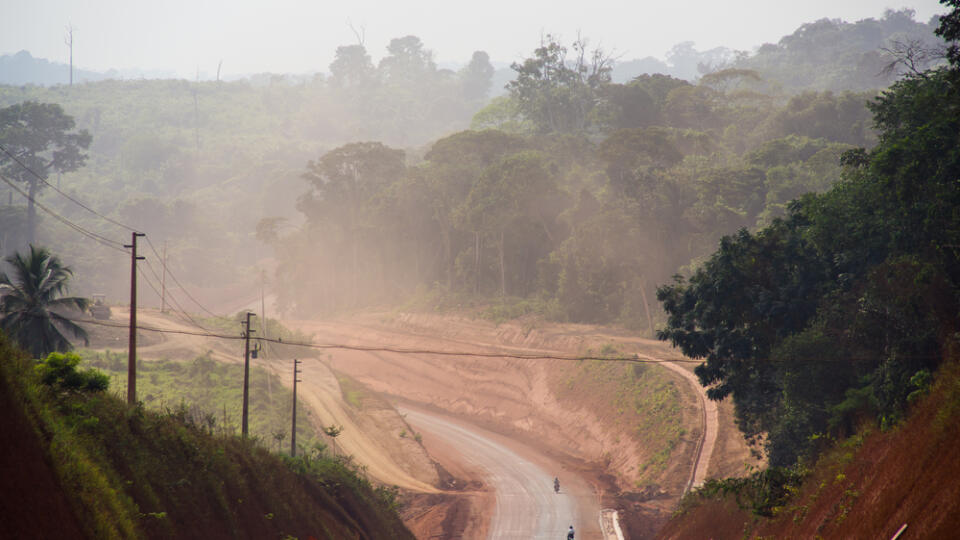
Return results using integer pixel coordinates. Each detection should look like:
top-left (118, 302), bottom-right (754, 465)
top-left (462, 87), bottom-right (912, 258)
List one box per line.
top-left (2, 2), bottom-right (960, 529)
top-left (268, 10), bottom-right (942, 326)
top-left (0, 9), bottom-right (946, 330)
top-left (658, 3), bottom-right (960, 468)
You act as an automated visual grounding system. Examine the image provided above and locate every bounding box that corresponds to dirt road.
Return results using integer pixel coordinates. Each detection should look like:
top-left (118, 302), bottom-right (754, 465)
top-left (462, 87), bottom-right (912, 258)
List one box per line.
top-left (401, 406), bottom-right (601, 540)
top-left (655, 361), bottom-right (718, 491)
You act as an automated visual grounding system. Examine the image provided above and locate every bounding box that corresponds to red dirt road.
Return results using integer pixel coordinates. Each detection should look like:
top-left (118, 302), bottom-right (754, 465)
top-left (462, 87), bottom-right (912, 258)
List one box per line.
top-left (401, 405), bottom-right (601, 539)
top-left (283, 312), bottom-right (757, 538)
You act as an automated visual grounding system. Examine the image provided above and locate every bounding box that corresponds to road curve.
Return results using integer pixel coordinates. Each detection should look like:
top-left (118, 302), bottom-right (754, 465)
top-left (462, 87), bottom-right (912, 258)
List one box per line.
top-left (653, 360), bottom-right (718, 490)
top-left (400, 407), bottom-right (597, 540)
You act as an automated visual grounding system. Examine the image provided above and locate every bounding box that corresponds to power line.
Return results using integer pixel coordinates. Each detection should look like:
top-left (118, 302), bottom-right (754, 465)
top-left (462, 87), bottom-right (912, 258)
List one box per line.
top-left (0, 143), bottom-right (234, 324)
top-left (67, 313), bottom-right (948, 364)
top-left (0, 143), bottom-right (138, 232)
top-left (138, 262), bottom-right (211, 333)
top-left (0, 172), bottom-right (127, 253)
top-left (64, 314), bottom-right (702, 364)
top-left (143, 236), bottom-right (222, 319)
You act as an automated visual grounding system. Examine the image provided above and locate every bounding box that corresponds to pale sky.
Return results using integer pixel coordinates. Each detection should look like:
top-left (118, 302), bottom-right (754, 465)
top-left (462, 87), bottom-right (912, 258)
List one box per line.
top-left (1, 0), bottom-right (950, 78)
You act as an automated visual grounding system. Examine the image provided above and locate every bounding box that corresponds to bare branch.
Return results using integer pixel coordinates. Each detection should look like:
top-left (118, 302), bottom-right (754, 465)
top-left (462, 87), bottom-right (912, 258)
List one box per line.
top-left (880, 39), bottom-right (947, 77)
top-left (346, 19), bottom-right (365, 47)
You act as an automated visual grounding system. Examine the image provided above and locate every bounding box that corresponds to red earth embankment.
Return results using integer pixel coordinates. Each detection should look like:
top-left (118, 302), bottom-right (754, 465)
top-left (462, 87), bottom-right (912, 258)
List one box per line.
top-left (658, 360), bottom-right (960, 539)
top-left (286, 312), bottom-right (760, 538)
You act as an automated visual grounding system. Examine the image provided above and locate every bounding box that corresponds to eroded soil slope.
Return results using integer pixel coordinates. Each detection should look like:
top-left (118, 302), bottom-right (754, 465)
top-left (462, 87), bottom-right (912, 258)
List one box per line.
top-left (287, 313), bottom-right (759, 515)
top-left (658, 361), bottom-right (960, 539)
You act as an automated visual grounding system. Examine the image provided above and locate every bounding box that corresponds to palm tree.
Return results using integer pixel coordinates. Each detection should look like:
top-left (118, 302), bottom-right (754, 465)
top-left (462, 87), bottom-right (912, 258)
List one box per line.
top-left (0, 245), bottom-right (88, 358)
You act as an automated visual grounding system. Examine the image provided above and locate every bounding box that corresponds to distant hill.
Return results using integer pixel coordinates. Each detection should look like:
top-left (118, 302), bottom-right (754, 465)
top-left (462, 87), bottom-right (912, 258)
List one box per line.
top-left (733, 8), bottom-right (945, 91)
top-left (609, 8), bottom-right (944, 90)
top-left (0, 50), bottom-right (174, 86)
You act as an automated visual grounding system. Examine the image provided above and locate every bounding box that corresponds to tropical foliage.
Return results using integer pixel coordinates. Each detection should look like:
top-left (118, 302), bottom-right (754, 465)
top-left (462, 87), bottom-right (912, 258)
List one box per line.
top-left (0, 245), bottom-right (88, 358)
top-left (271, 64), bottom-right (864, 327)
top-left (657, 3), bottom-right (960, 466)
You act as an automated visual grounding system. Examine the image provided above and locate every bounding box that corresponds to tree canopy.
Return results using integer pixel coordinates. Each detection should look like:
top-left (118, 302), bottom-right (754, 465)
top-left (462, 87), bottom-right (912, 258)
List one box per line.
top-left (0, 245), bottom-right (88, 358)
top-left (657, 5), bottom-right (960, 465)
top-left (0, 101), bottom-right (91, 245)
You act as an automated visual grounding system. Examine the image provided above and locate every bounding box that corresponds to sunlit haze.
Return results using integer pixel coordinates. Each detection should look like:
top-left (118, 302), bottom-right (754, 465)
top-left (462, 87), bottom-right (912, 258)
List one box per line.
top-left (2, 0), bottom-right (950, 78)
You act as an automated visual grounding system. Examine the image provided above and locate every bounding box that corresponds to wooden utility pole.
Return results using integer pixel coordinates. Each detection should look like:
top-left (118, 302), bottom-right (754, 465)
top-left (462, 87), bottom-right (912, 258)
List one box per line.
top-left (125, 232), bottom-right (145, 405)
top-left (291, 358), bottom-right (302, 456)
top-left (241, 312), bottom-right (255, 438)
top-left (260, 270), bottom-right (272, 400)
top-left (160, 241), bottom-right (168, 313)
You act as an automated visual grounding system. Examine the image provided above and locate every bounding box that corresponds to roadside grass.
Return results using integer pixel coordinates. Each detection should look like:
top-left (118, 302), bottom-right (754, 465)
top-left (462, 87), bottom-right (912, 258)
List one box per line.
top-left (1, 334), bottom-right (414, 539)
top-left (337, 373), bottom-right (366, 409)
top-left (555, 343), bottom-right (685, 485)
top-left (76, 349), bottom-right (319, 452)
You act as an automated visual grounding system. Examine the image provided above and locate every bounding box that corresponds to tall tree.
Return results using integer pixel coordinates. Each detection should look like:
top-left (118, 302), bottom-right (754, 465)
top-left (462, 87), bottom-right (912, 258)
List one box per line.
top-left (939, 0), bottom-right (960, 64)
top-left (329, 44), bottom-right (377, 89)
top-left (378, 36), bottom-right (436, 86)
top-left (299, 142), bottom-right (405, 305)
top-left (0, 102), bottom-right (91, 245)
top-left (459, 51), bottom-right (495, 100)
top-left (0, 245), bottom-right (88, 358)
top-left (422, 130), bottom-right (527, 290)
top-left (457, 151), bottom-right (557, 296)
top-left (507, 35), bottom-right (612, 133)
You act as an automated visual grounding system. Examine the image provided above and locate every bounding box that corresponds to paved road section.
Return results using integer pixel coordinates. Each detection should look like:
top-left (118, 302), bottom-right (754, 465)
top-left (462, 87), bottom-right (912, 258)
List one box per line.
top-left (401, 407), bottom-right (593, 540)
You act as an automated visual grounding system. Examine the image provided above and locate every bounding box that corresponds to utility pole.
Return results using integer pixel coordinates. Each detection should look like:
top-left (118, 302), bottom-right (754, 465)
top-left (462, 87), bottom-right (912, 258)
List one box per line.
top-left (65, 24), bottom-right (74, 86)
top-left (125, 232), bottom-right (145, 405)
top-left (291, 358), bottom-right (302, 456)
top-left (160, 240), bottom-right (168, 313)
top-left (241, 312), bottom-right (255, 438)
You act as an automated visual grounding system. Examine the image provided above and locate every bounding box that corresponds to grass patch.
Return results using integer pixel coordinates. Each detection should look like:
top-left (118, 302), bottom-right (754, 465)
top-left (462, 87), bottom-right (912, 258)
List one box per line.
top-left (77, 350), bottom-right (318, 452)
top-left (0, 334), bottom-right (414, 539)
top-left (554, 346), bottom-right (685, 484)
top-left (337, 374), bottom-right (366, 409)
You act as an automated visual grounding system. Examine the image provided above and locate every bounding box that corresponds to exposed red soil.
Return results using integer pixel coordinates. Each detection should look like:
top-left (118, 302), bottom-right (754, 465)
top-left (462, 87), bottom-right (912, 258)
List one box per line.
top-left (0, 373), bottom-right (86, 540)
top-left (658, 361), bottom-right (960, 539)
top-left (285, 312), bottom-right (760, 539)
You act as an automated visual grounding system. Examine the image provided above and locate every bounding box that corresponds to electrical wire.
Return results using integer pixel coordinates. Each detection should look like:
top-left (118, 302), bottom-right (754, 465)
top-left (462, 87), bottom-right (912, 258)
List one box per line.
top-left (139, 262), bottom-right (212, 332)
top-left (0, 143), bottom-right (244, 326)
top-left (0, 143), bottom-right (138, 232)
top-left (0, 173), bottom-right (127, 253)
top-left (143, 236), bottom-right (222, 319)
top-left (64, 314), bottom-right (702, 364)
top-left (0, 144), bottom-right (223, 323)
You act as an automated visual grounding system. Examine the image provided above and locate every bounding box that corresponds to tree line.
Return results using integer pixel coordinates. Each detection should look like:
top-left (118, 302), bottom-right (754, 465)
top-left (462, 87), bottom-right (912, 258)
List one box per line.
top-left (265, 34), bottom-right (877, 332)
top-left (658, 0), bottom-right (960, 467)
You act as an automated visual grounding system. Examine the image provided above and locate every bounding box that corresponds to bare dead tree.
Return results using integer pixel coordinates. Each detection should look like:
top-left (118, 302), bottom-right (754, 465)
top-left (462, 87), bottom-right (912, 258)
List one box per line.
top-left (64, 24), bottom-right (74, 85)
top-left (347, 19), bottom-right (366, 47)
top-left (880, 39), bottom-right (947, 78)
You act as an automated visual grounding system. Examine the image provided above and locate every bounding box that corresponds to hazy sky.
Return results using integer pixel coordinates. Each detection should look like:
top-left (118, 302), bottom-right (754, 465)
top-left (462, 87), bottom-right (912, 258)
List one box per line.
top-left (2, 0), bottom-right (950, 78)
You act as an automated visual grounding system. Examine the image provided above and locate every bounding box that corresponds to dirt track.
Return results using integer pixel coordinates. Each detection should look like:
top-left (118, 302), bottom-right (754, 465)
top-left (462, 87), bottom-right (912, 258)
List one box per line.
top-left (401, 406), bottom-right (598, 539)
top-left (82, 308), bottom-right (756, 539)
top-left (283, 312), bottom-right (758, 538)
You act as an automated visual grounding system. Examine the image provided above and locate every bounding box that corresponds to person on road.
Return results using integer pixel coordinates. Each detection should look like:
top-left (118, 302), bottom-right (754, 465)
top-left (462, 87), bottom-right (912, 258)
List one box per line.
top-left (567, 524), bottom-right (575, 539)
top-left (554, 476), bottom-right (560, 493)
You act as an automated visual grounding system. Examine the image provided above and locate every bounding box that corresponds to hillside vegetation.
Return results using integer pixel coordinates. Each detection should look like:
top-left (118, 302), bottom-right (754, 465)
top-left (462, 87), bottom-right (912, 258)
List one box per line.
top-left (0, 334), bottom-right (414, 539)
top-left (658, 355), bottom-right (960, 539)
top-left (78, 350), bottom-right (319, 450)
top-left (0, 10), bottom-right (940, 321)
top-left (654, 4), bottom-right (960, 536)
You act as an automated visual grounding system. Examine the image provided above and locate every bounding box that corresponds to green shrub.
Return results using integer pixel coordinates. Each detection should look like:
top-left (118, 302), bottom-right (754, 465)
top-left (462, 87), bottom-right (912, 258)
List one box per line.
top-left (36, 352), bottom-right (109, 393)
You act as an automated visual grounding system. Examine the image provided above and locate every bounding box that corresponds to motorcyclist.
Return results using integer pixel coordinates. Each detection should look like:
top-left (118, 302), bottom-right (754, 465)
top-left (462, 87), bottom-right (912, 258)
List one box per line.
top-left (554, 476), bottom-right (560, 493)
top-left (567, 525), bottom-right (575, 539)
